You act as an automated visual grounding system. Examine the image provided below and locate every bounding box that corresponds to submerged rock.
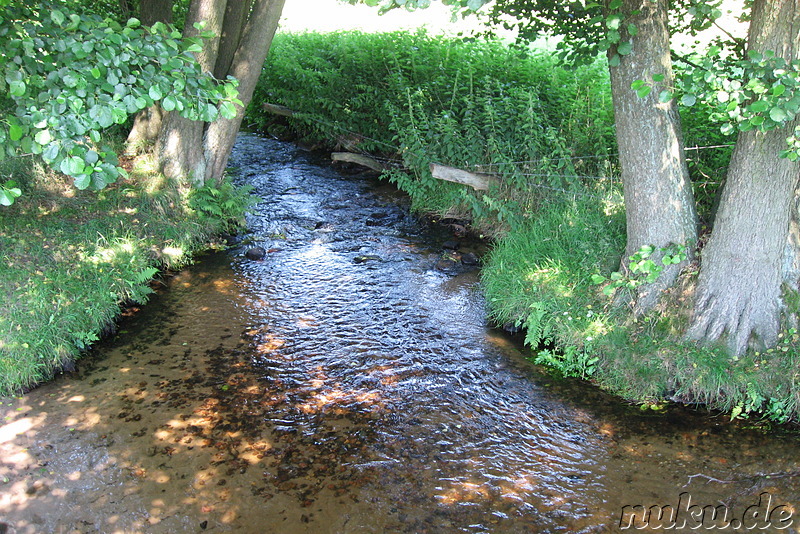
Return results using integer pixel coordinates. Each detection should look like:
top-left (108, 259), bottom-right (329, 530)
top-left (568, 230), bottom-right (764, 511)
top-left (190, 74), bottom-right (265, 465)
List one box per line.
top-left (461, 252), bottom-right (480, 266)
top-left (353, 255), bottom-right (380, 264)
top-left (435, 258), bottom-right (459, 272)
top-left (245, 247), bottom-right (267, 261)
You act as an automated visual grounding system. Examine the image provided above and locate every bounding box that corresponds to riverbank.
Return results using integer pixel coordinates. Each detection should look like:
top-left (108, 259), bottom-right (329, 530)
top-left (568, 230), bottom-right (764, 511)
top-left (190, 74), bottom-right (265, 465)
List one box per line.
top-left (0, 152), bottom-right (251, 395)
top-left (246, 30), bottom-right (800, 424)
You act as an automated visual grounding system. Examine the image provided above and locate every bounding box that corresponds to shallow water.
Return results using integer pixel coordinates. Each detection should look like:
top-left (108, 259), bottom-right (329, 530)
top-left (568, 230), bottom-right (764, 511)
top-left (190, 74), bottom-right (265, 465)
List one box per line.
top-left (2, 134), bottom-right (800, 533)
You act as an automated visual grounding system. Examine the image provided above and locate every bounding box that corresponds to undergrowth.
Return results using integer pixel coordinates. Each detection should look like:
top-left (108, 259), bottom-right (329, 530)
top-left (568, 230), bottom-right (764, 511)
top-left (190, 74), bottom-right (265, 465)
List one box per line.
top-left (0, 153), bottom-right (250, 395)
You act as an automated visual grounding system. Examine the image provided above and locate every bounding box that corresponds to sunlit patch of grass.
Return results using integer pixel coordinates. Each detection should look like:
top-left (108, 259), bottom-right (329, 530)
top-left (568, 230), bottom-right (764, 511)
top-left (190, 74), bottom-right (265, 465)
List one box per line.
top-left (0, 152), bottom-right (251, 395)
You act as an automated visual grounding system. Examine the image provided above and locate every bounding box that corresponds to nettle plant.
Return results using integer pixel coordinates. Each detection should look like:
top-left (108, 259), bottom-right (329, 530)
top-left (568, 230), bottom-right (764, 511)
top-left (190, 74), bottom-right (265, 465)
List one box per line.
top-left (0, 2), bottom-right (242, 205)
top-left (592, 243), bottom-right (687, 297)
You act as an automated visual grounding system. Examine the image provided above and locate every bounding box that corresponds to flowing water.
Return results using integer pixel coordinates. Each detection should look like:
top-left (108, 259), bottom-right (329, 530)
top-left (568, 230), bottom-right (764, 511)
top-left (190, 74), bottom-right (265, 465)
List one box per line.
top-left (2, 134), bottom-right (800, 533)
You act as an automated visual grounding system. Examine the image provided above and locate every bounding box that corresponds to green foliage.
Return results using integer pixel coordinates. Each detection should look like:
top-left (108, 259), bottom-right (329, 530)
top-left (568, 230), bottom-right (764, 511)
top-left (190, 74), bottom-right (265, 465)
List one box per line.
top-left (591, 243), bottom-right (688, 297)
top-left (188, 179), bottom-right (256, 233)
top-left (535, 345), bottom-right (599, 380)
top-left (0, 2), bottom-right (242, 204)
top-left (676, 47), bottom-right (800, 159)
top-left (481, 195), bottom-right (626, 373)
top-left (250, 31), bottom-right (616, 224)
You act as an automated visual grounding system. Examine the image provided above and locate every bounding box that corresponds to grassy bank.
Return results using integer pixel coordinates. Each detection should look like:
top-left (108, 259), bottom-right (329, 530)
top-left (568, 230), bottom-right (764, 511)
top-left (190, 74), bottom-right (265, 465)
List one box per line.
top-left (0, 149), bottom-right (251, 395)
top-left (246, 30), bottom-right (800, 424)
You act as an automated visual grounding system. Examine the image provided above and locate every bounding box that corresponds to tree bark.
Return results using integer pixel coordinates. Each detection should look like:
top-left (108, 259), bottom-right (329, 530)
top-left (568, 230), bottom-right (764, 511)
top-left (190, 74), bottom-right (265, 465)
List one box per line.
top-left (155, 0), bottom-right (285, 186)
top-left (608, 0), bottom-right (698, 313)
top-left (124, 0), bottom-right (174, 154)
top-left (686, 0), bottom-right (800, 356)
top-left (138, 0), bottom-right (174, 25)
top-left (155, 0), bottom-right (227, 185)
top-left (203, 0), bottom-right (286, 184)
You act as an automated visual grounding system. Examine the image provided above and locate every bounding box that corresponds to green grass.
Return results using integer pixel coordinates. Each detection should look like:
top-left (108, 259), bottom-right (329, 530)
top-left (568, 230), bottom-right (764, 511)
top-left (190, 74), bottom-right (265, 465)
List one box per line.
top-left (480, 192), bottom-right (626, 376)
top-left (0, 153), bottom-right (250, 395)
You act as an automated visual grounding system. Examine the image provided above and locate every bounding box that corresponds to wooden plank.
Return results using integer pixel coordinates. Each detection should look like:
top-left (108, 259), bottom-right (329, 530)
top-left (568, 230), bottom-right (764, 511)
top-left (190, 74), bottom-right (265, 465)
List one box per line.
top-left (331, 152), bottom-right (385, 172)
top-left (262, 102), bottom-right (295, 117)
top-left (429, 163), bottom-right (496, 191)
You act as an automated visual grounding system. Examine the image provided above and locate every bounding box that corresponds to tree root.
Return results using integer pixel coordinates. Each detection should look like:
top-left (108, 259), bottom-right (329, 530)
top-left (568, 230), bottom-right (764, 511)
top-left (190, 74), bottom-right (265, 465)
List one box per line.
top-left (685, 265), bottom-right (782, 357)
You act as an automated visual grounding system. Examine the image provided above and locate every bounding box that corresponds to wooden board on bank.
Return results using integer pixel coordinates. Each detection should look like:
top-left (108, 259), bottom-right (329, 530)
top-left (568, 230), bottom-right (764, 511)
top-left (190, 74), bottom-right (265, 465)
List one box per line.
top-left (430, 163), bottom-right (496, 191)
top-left (262, 102), bottom-right (295, 117)
top-left (331, 152), bottom-right (386, 172)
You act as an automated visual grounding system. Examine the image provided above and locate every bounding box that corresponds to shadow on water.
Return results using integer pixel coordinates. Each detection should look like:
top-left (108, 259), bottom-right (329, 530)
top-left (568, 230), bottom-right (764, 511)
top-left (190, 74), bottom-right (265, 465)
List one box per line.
top-left (2, 134), bottom-right (800, 533)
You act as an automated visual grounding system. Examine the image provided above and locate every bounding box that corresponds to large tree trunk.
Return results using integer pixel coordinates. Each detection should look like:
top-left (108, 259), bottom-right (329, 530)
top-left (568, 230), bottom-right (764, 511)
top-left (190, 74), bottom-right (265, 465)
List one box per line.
top-left (608, 0), bottom-right (698, 313)
top-left (203, 0), bottom-right (285, 183)
top-left (686, 0), bottom-right (800, 356)
top-left (124, 0), bottom-right (174, 154)
top-left (156, 0), bottom-right (226, 185)
top-left (156, 0), bottom-right (285, 186)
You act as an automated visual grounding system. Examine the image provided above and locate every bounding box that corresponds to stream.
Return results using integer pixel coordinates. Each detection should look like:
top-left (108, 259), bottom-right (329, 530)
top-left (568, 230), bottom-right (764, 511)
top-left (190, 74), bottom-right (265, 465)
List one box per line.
top-left (2, 133), bottom-right (800, 533)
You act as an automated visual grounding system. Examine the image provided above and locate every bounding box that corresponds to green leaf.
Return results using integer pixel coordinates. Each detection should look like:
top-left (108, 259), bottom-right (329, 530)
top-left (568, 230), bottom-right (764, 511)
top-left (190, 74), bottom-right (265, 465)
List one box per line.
top-left (149, 85), bottom-right (163, 100)
top-left (50, 9), bottom-right (65, 26)
top-left (161, 95), bottom-right (177, 112)
top-left (617, 41), bottom-right (632, 56)
top-left (0, 181), bottom-right (21, 206)
top-left (8, 79), bottom-right (25, 96)
top-left (749, 100), bottom-right (769, 113)
top-left (773, 84), bottom-right (786, 97)
top-left (606, 14), bottom-right (622, 31)
top-left (608, 0), bottom-right (622, 9)
top-left (60, 155), bottom-right (85, 176)
top-left (220, 101), bottom-right (238, 119)
top-left (770, 106), bottom-right (788, 122)
top-left (636, 85), bottom-right (652, 98)
top-left (590, 274), bottom-right (606, 285)
top-left (681, 94), bottom-right (697, 106)
top-left (8, 123), bottom-right (23, 141)
top-left (608, 54), bottom-right (620, 67)
top-left (658, 90), bottom-right (672, 103)
top-left (34, 129), bottom-right (51, 145)
top-left (42, 143), bottom-right (60, 162)
top-left (73, 173), bottom-right (91, 190)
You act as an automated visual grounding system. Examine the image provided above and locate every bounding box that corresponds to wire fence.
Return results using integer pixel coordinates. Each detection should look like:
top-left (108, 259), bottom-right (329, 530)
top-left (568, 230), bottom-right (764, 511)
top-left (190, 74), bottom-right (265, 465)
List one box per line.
top-left (277, 112), bottom-right (731, 201)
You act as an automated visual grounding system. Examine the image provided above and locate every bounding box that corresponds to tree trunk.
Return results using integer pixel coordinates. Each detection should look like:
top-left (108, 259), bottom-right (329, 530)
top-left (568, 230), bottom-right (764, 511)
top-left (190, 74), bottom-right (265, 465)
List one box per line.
top-left (203, 0), bottom-right (286, 183)
top-left (139, 0), bottom-right (174, 25)
top-left (686, 0), bottom-right (800, 356)
top-left (608, 0), bottom-right (698, 313)
top-left (156, 0), bottom-right (285, 186)
top-left (156, 0), bottom-right (226, 185)
top-left (214, 0), bottom-right (254, 79)
top-left (124, 0), bottom-right (174, 154)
